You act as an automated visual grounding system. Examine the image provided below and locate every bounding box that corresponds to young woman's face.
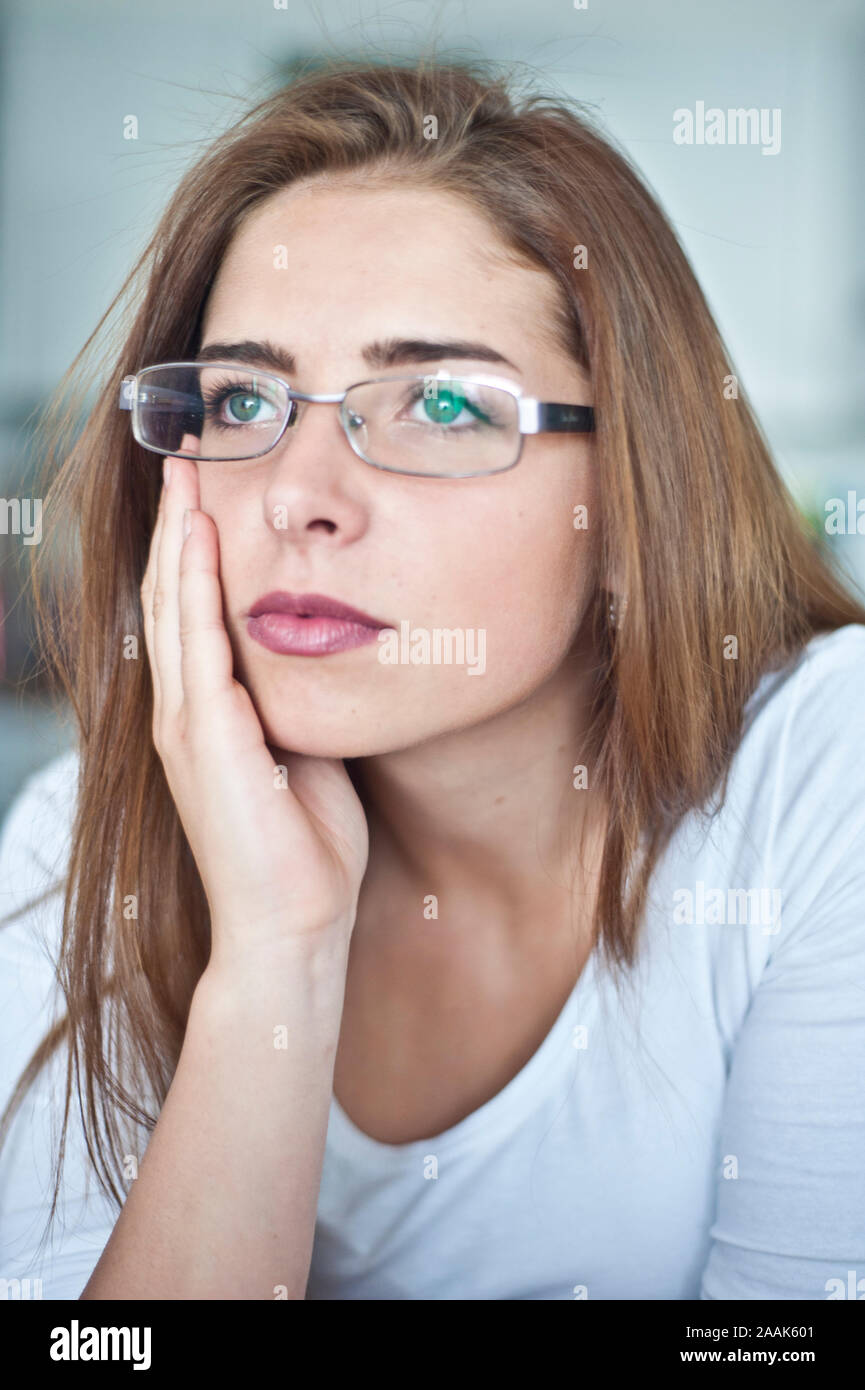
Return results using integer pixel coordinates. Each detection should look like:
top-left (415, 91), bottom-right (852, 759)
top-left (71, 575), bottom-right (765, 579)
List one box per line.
top-left (196, 178), bottom-right (598, 757)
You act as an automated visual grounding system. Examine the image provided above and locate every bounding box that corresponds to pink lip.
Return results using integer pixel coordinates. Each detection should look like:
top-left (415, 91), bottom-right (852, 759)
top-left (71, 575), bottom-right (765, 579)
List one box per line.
top-left (246, 591), bottom-right (392, 656)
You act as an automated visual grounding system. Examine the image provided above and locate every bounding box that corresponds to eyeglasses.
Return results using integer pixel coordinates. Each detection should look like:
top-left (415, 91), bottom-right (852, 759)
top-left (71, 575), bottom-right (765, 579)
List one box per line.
top-left (118, 361), bottom-right (594, 479)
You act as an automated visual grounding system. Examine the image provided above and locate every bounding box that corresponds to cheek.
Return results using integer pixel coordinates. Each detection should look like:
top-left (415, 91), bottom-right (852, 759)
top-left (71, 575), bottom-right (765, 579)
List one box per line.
top-left (493, 528), bottom-right (594, 684)
top-left (197, 482), bottom-right (259, 596)
top-left (435, 470), bottom-right (598, 667)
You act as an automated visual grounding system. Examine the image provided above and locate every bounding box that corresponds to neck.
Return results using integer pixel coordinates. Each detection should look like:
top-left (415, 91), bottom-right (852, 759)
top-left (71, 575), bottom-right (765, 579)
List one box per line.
top-left (348, 627), bottom-right (606, 937)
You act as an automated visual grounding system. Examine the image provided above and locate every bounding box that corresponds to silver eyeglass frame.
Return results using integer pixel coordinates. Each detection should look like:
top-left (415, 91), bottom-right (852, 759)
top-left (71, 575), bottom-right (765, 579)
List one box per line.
top-left (118, 362), bottom-right (595, 479)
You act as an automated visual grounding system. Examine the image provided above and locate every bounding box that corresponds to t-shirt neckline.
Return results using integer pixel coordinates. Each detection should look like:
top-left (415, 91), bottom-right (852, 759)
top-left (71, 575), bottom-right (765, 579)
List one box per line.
top-left (327, 942), bottom-right (601, 1164)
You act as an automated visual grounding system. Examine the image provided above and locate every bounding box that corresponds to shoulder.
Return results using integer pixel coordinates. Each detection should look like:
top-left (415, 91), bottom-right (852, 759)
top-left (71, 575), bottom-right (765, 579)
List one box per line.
top-left (736, 624), bottom-right (865, 940)
top-left (704, 624), bottom-right (865, 889)
top-left (0, 745), bottom-right (80, 1012)
top-left (695, 628), bottom-right (865, 1296)
top-left (741, 622), bottom-right (865, 759)
top-left (0, 746), bottom-right (120, 1300)
top-left (0, 745), bottom-right (81, 916)
top-left (0, 742), bottom-right (81, 850)
top-left (693, 623), bottom-right (865, 852)
top-left (652, 624), bottom-right (865, 987)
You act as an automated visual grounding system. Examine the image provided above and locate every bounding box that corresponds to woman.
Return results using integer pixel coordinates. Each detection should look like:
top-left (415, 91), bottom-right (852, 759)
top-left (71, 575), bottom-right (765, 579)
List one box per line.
top-left (1, 57), bottom-right (864, 1301)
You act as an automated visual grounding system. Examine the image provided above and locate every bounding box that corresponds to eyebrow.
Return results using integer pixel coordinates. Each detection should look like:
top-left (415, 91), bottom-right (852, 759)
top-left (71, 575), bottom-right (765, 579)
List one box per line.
top-left (194, 337), bottom-right (521, 375)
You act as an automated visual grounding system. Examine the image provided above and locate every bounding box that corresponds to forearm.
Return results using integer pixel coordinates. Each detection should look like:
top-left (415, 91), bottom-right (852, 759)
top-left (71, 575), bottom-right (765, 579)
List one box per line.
top-left (80, 930), bottom-right (351, 1300)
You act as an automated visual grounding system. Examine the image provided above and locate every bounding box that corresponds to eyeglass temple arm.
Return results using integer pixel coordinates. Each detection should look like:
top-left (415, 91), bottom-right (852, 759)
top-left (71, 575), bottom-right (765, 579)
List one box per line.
top-left (119, 377), bottom-right (202, 414)
top-left (518, 399), bottom-right (594, 434)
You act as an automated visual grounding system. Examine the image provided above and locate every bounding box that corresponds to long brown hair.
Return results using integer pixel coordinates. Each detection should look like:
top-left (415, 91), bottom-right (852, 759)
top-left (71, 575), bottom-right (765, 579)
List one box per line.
top-left (3, 54), bottom-right (863, 1246)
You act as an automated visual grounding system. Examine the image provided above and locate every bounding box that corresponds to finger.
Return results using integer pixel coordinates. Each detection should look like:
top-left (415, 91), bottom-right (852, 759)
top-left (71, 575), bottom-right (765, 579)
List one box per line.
top-left (141, 463), bottom-right (170, 716)
top-left (178, 508), bottom-right (236, 706)
top-left (152, 438), bottom-right (201, 721)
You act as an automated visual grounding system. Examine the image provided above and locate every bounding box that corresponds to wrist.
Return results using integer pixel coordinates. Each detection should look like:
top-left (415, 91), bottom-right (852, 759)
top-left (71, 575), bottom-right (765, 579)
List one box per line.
top-left (197, 923), bottom-right (353, 1006)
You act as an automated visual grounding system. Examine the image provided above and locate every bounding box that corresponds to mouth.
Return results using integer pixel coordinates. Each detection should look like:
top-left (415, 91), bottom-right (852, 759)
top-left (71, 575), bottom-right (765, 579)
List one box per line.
top-left (245, 590), bottom-right (393, 656)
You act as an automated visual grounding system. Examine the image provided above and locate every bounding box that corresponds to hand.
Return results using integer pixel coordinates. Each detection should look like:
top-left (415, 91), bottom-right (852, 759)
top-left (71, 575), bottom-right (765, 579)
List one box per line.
top-left (140, 447), bottom-right (370, 970)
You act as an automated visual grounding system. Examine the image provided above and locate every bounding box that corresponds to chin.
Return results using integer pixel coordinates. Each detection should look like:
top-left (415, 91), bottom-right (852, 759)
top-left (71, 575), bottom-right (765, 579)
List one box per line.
top-left (250, 692), bottom-right (411, 760)
top-left (259, 724), bottom-right (384, 760)
top-left (238, 654), bottom-right (513, 760)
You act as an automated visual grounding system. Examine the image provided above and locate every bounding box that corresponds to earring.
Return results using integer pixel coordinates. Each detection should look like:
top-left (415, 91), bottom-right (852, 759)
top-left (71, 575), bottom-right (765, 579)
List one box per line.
top-left (609, 595), bottom-right (628, 628)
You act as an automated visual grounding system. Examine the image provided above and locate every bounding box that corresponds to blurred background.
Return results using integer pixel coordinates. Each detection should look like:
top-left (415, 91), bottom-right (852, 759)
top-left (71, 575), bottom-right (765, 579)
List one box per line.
top-left (1, 0), bottom-right (864, 823)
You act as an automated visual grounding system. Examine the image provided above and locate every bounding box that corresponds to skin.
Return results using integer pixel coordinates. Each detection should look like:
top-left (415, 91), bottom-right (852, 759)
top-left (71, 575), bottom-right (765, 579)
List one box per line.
top-left (142, 176), bottom-right (605, 1141)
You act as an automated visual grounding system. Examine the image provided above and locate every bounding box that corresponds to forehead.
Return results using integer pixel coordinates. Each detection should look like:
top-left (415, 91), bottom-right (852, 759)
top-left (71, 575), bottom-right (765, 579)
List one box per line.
top-left (201, 178), bottom-right (568, 364)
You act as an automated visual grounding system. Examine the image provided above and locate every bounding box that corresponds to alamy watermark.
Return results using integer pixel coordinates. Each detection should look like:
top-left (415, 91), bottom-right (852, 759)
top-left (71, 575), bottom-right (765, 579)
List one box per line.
top-left (0, 1276), bottom-right (43, 1298)
top-left (673, 102), bottom-right (781, 156)
top-left (377, 621), bottom-right (486, 675)
top-left (0, 497), bottom-right (42, 544)
top-left (825, 492), bottom-right (865, 535)
top-left (673, 880), bottom-right (782, 935)
top-left (50, 1320), bottom-right (151, 1370)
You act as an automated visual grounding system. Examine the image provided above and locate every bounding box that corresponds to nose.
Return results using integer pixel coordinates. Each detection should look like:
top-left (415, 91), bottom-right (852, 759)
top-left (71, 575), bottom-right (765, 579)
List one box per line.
top-left (261, 397), bottom-right (369, 549)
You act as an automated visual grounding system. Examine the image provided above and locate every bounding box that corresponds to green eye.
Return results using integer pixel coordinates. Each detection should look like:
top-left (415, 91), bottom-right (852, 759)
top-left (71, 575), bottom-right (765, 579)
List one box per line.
top-left (226, 392), bottom-right (262, 422)
top-left (423, 387), bottom-right (467, 425)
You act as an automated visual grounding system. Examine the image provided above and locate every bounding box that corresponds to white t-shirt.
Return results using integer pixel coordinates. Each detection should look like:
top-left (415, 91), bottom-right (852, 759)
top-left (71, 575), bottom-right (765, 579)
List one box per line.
top-left (1, 625), bottom-right (865, 1301)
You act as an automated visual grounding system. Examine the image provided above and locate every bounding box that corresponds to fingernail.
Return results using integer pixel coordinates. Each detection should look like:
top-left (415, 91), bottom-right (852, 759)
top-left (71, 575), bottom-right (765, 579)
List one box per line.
top-left (164, 458), bottom-right (172, 487)
top-left (182, 509), bottom-right (191, 540)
